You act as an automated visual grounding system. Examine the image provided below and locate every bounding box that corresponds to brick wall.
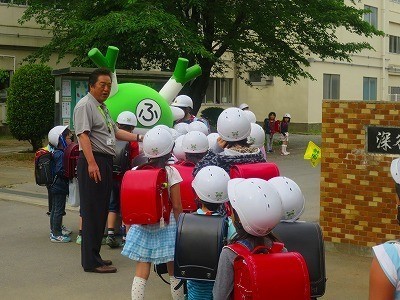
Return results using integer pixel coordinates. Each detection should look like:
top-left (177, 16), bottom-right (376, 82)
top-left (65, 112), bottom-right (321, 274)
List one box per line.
top-left (321, 100), bottom-right (400, 247)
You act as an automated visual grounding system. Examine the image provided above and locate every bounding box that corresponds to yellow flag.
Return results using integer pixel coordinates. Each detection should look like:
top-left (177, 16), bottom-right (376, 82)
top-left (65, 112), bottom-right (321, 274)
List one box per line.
top-left (304, 141), bottom-right (321, 167)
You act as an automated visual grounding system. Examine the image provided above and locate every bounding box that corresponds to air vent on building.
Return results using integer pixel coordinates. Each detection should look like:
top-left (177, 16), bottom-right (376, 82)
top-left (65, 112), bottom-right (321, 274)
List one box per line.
top-left (388, 66), bottom-right (400, 73)
top-left (248, 71), bottom-right (274, 86)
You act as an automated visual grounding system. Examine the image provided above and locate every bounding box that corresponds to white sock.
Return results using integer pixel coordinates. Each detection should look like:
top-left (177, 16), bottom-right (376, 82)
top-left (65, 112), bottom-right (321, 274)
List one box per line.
top-left (131, 277), bottom-right (146, 300)
top-left (170, 276), bottom-right (184, 300)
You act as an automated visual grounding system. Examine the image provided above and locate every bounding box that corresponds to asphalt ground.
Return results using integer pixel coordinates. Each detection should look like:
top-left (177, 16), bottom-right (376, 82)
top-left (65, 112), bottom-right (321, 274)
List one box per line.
top-left (0, 134), bottom-right (372, 299)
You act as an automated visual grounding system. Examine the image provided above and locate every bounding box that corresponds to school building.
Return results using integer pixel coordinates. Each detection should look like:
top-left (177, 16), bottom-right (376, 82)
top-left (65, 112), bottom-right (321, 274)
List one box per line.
top-left (1, 0), bottom-right (400, 132)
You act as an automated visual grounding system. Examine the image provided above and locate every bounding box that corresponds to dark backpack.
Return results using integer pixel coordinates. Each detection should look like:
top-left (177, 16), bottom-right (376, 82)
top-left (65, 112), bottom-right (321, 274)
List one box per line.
top-left (34, 148), bottom-right (54, 186)
top-left (113, 141), bottom-right (131, 175)
top-left (174, 213), bottom-right (228, 281)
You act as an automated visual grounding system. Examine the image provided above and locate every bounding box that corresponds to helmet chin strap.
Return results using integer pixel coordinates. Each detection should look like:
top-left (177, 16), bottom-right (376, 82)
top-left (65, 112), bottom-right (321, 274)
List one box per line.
top-left (59, 136), bottom-right (67, 148)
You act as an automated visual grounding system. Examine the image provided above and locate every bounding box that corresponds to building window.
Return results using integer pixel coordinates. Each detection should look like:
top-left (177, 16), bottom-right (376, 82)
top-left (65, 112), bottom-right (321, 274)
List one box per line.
top-left (363, 77), bottom-right (377, 100)
top-left (389, 35), bottom-right (400, 54)
top-left (203, 78), bottom-right (232, 104)
top-left (389, 86), bottom-right (400, 101)
top-left (0, 70), bottom-right (12, 102)
top-left (323, 74), bottom-right (340, 99)
top-left (364, 5), bottom-right (378, 28)
top-left (0, 0), bottom-right (28, 4)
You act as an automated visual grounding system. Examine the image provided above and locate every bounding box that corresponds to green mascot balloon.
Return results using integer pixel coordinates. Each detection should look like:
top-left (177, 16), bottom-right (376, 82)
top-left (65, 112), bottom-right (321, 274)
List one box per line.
top-left (88, 46), bottom-right (202, 134)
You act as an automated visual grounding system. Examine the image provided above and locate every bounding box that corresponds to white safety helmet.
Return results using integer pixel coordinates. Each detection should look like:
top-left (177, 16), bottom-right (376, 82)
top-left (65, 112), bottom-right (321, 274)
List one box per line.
top-left (169, 128), bottom-right (181, 141)
top-left (143, 127), bottom-right (174, 158)
top-left (391, 158), bottom-right (400, 184)
top-left (217, 107), bottom-right (251, 142)
top-left (153, 124), bottom-right (171, 133)
top-left (116, 111), bottom-right (137, 127)
top-left (174, 122), bottom-right (189, 135)
top-left (247, 123), bottom-right (265, 148)
top-left (243, 110), bottom-right (257, 123)
top-left (182, 131), bottom-right (209, 154)
top-left (188, 120), bottom-right (209, 135)
top-left (192, 166), bottom-right (230, 204)
top-left (239, 103), bottom-right (249, 110)
top-left (268, 176), bottom-right (305, 222)
top-left (172, 135), bottom-right (186, 161)
top-left (171, 95), bottom-right (193, 109)
top-left (228, 178), bottom-right (283, 237)
top-left (48, 125), bottom-right (68, 147)
top-left (283, 113), bottom-right (291, 119)
top-left (170, 105), bottom-right (185, 121)
top-left (207, 132), bottom-right (223, 154)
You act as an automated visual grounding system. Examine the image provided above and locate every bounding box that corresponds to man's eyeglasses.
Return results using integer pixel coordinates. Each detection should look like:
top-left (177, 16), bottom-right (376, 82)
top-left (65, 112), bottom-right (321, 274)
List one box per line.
top-left (98, 82), bottom-right (112, 90)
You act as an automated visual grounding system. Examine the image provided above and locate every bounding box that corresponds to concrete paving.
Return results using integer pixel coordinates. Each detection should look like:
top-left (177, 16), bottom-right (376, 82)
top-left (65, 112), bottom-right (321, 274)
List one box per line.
top-left (0, 134), bottom-right (372, 300)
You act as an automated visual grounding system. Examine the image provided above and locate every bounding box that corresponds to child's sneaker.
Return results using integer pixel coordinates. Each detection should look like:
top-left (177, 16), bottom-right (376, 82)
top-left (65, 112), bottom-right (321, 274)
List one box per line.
top-left (50, 233), bottom-right (71, 243)
top-left (61, 225), bottom-right (72, 236)
top-left (76, 234), bottom-right (82, 245)
top-left (106, 235), bottom-right (120, 248)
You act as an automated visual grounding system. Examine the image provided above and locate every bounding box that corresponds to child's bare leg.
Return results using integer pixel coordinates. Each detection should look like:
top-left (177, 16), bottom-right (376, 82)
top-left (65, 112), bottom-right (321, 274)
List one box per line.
top-left (132, 262), bottom-right (151, 300)
top-left (167, 261), bottom-right (184, 300)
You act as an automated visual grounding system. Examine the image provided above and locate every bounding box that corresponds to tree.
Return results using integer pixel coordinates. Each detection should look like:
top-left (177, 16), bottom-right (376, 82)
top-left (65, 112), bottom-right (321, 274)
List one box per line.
top-left (7, 64), bottom-right (54, 151)
top-left (0, 69), bottom-right (9, 86)
top-left (20, 0), bottom-right (382, 114)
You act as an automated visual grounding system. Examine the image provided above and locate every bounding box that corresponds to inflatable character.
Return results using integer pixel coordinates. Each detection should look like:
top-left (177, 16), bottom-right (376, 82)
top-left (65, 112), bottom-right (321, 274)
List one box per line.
top-left (88, 46), bottom-right (202, 134)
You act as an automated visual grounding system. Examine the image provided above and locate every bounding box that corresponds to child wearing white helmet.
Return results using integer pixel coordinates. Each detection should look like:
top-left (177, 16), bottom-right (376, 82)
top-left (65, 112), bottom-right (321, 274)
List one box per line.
top-left (280, 113), bottom-right (291, 156)
top-left (207, 132), bottom-right (223, 154)
top-left (268, 176), bottom-right (305, 222)
top-left (193, 107), bottom-right (265, 176)
top-left (247, 123), bottom-right (267, 159)
top-left (369, 158), bottom-right (400, 299)
top-left (181, 131), bottom-right (209, 164)
top-left (121, 127), bottom-right (184, 300)
top-left (391, 158), bottom-right (400, 204)
top-left (238, 103), bottom-right (249, 111)
top-left (172, 94), bottom-right (211, 132)
top-left (187, 166), bottom-right (236, 300)
top-left (172, 95), bottom-right (196, 124)
top-left (213, 178), bottom-right (284, 299)
top-left (47, 125), bottom-right (73, 243)
top-left (188, 120), bottom-right (210, 135)
top-left (105, 111), bottom-right (141, 248)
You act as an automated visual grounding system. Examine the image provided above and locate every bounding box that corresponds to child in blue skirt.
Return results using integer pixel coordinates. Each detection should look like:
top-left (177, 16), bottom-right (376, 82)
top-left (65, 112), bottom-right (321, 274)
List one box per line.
top-left (121, 127), bottom-right (184, 300)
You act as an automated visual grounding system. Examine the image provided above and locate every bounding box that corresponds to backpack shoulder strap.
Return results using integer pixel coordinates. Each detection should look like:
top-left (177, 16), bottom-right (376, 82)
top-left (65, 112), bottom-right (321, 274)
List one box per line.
top-left (136, 163), bottom-right (155, 170)
top-left (225, 242), bottom-right (251, 257)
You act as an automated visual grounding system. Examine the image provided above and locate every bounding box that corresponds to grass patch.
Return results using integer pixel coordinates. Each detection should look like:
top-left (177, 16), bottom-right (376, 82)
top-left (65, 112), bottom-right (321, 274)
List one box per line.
top-left (290, 129), bottom-right (322, 135)
top-left (0, 152), bottom-right (34, 162)
top-left (0, 135), bottom-right (35, 167)
top-left (0, 135), bottom-right (32, 149)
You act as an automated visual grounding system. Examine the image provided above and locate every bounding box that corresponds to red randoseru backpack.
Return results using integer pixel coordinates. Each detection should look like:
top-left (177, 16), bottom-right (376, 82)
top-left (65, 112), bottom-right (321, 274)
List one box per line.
top-left (120, 165), bottom-right (171, 225)
top-left (172, 161), bottom-right (198, 213)
top-left (226, 242), bottom-right (310, 300)
top-left (63, 142), bottom-right (79, 180)
top-left (229, 162), bottom-right (280, 181)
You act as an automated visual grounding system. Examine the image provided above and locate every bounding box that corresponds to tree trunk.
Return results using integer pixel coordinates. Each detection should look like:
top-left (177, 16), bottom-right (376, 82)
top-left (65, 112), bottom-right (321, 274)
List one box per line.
top-left (188, 63), bottom-right (212, 116)
top-left (31, 138), bottom-right (43, 152)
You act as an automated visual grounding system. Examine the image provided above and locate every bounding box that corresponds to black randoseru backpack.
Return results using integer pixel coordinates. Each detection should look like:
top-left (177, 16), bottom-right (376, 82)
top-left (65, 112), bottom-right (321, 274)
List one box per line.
top-left (113, 141), bottom-right (131, 175)
top-left (34, 148), bottom-right (54, 186)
